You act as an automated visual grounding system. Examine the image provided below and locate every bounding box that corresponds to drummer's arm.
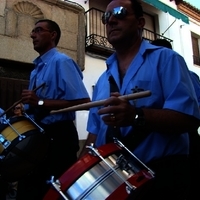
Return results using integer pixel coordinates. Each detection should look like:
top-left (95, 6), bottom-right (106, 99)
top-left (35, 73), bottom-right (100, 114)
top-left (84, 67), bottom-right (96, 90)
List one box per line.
top-left (78, 133), bottom-right (97, 159)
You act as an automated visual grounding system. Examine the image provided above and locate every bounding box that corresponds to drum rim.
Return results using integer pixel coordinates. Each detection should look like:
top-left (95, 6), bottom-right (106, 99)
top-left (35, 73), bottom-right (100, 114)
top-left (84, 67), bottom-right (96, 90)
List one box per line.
top-left (44, 143), bottom-right (122, 199)
top-left (0, 129), bottom-right (42, 157)
top-left (44, 143), bottom-right (155, 200)
top-left (60, 143), bottom-right (121, 188)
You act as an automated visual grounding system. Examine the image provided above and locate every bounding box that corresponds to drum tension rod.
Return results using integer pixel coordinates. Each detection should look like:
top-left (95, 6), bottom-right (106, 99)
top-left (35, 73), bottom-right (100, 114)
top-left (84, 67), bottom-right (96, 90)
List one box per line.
top-left (47, 176), bottom-right (69, 200)
top-left (86, 144), bottom-right (136, 194)
top-left (24, 113), bottom-right (45, 133)
top-left (6, 120), bottom-right (26, 141)
top-left (113, 138), bottom-right (155, 177)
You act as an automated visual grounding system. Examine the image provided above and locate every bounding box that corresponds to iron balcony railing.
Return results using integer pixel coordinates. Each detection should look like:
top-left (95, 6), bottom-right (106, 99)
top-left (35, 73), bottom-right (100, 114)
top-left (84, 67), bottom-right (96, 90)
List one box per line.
top-left (85, 7), bottom-right (173, 57)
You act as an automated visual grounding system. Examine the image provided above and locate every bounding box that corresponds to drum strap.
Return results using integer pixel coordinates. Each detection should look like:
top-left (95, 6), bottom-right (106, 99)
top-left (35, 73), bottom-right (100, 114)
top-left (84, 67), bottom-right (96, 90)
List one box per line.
top-left (105, 76), bottom-right (122, 143)
top-left (106, 75), bottom-right (149, 151)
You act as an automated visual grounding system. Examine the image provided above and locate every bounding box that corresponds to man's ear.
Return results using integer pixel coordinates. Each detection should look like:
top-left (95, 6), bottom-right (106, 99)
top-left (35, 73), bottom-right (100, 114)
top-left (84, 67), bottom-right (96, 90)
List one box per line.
top-left (138, 16), bottom-right (145, 29)
top-left (51, 31), bottom-right (57, 44)
top-left (137, 17), bottom-right (145, 36)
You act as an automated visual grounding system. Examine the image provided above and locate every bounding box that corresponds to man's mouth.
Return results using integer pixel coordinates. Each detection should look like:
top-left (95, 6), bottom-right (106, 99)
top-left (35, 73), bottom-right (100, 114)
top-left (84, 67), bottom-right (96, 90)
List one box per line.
top-left (109, 29), bottom-right (120, 34)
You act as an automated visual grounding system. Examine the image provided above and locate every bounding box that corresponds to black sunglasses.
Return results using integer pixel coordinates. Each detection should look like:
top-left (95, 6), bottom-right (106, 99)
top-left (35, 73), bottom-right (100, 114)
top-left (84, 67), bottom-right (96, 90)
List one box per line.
top-left (102, 6), bottom-right (127, 25)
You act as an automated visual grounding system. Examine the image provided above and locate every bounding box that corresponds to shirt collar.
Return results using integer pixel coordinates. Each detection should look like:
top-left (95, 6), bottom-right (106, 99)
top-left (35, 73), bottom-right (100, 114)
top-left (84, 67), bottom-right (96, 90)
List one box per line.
top-left (106, 39), bottom-right (160, 67)
top-left (33, 48), bottom-right (57, 66)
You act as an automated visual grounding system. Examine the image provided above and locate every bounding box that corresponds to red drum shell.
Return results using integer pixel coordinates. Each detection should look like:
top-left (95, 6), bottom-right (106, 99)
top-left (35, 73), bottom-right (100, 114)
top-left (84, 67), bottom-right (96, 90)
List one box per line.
top-left (44, 143), bottom-right (154, 200)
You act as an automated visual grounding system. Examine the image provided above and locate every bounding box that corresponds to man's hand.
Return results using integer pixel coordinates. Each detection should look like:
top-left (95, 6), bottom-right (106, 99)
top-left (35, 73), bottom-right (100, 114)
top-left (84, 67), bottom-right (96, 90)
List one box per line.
top-left (98, 93), bottom-right (136, 127)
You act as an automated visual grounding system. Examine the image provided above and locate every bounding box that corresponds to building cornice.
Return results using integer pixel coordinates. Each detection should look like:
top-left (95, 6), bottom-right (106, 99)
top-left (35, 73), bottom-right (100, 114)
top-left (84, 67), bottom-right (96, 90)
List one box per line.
top-left (178, 1), bottom-right (200, 22)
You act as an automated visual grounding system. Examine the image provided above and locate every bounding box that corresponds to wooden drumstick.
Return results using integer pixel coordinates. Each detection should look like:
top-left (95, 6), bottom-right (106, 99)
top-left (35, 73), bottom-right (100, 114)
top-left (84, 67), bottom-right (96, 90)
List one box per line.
top-left (50, 90), bottom-right (151, 114)
top-left (0, 82), bottom-right (46, 118)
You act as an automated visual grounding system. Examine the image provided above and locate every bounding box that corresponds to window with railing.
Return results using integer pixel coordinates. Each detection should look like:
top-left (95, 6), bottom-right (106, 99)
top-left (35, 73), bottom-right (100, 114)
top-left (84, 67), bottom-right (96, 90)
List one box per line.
top-left (85, 8), bottom-right (173, 57)
top-left (191, 34), bottom-right (200, 66)
top-left (85, 8), bottom-right (114, 56)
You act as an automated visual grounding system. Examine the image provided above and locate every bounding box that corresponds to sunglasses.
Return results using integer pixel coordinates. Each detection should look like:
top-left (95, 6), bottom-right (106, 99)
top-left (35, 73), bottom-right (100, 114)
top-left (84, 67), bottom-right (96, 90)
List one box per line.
top-left (102, 6), bottom-right (127, 25)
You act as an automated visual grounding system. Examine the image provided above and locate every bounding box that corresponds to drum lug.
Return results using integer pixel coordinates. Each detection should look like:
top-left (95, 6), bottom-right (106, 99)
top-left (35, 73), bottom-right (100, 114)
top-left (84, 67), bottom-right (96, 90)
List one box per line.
top-left (116, 154), bottom-right (135, 172)
top-left (0, 134), bottom-right (11, 149)
top-left (126, 185), bottom-right (134, 194)
top-left (18, 135), bottom-right (26, 141)
top-left (86, 143), bottom-right (98, 156)
top-left (47, 176), bottom-right (69, 200)
top-left (86, 143), bottom-right (136, 193)
top-left (113, 138), bottom-right (155, 176)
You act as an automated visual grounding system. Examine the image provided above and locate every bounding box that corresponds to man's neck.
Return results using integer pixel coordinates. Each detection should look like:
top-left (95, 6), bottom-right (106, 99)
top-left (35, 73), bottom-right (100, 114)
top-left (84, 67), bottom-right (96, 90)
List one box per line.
top-left (115, 38), bottom-right (142, 76)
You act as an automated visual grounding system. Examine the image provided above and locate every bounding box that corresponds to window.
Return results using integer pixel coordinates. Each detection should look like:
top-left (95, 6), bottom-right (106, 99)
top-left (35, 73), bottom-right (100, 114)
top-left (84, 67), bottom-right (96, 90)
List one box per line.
top-left (85, 0), bottom-right (172, 57)
top-left (191, 34), bottom-right (200, 66)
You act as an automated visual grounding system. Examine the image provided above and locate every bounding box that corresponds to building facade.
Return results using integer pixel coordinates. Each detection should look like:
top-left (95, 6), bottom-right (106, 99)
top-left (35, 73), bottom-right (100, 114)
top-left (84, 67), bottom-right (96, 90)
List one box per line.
top-left (0, 0), bottom-right (199, 143)
top-left (73, 0), bottom-right (200, 140)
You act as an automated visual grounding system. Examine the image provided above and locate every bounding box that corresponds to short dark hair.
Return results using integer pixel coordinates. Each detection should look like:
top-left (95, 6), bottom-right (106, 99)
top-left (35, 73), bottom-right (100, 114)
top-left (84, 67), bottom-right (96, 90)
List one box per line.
top-left (35, 19), bottom-right (61, 46)
top-left (151, 39), bottom-right (172, 49)
top-left (130, 0), bottom-right (143, 18)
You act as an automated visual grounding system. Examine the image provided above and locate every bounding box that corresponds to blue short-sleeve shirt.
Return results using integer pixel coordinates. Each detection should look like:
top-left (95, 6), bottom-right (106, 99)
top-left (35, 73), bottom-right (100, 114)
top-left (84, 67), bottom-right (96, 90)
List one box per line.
top-left (190, 71), bottom-right (200, 106)
top-left (87, 40), bottom-right (200, 164)
top-left (0, 108), bottom-right (6, 124)
top-left (28, 48), bottom-right (89, 124)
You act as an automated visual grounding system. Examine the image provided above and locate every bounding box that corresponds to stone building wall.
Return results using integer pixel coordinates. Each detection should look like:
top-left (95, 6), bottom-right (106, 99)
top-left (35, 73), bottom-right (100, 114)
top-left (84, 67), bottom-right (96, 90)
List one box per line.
top-left (0, 0), bottom-right (85, 70)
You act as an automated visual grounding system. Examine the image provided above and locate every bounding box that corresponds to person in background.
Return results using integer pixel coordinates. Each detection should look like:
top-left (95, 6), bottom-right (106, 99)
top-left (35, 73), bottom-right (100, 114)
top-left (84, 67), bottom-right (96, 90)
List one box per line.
top-left (0, 107), bottom-right (6, 124)
top-left (189, 71), bottom-right (200, 105)
top-left (3, 103), bottom-right (25, 200)
top-left (151, 38), bottom-right (200, 105)
top-left (151, 39), bottom-right (200, 99)
top-left (152, 38), bottom-right (200, 200)
top-left (17, 19), bottom-right (90, 200)
top-left (186, 71), bottom-right (200, 200)
top-left (79, 0), bottom-right (200, 199)
top-left (11, 103), bottom-right (25, 118)
top-left (0, 107), bottom-right (7, 200)
top-left (151, 38), bottom-right (172, 49)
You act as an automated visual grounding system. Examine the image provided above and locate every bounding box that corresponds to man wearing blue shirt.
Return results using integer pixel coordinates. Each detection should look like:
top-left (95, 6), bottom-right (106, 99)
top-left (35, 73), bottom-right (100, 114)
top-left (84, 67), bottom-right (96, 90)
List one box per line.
top-left (151, 38), bottom-right (200, 199)
top-left (0, 107), bottom-right (7, 200)
top-left (0, 108), bottom-right (6, 124)
top-left (17, 19), bottom-right (90, 200)
top-left (80, 0), bottom-right (200, 199)
top-left (190, 70), bottom-right (200, 105)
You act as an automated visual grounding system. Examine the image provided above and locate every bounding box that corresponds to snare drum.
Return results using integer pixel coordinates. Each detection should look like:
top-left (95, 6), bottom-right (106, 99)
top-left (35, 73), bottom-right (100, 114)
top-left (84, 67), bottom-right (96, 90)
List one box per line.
top-left (44, 143), bottom-right (154, 200)
top-left (0, 116), bottom-right (49, 182)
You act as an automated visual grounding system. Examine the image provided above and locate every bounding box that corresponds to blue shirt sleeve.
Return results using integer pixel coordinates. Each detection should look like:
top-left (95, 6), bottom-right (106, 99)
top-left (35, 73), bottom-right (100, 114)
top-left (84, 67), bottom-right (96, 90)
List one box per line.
top-left (190, 71), bottom-right (200, 106)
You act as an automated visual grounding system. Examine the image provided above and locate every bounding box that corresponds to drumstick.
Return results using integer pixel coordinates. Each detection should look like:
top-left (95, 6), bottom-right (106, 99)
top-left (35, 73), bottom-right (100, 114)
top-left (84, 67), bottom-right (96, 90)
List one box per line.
top-left (50, 90), bottom-right (151, 114)
top-left (0, 83), bottom-right (46, 118)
